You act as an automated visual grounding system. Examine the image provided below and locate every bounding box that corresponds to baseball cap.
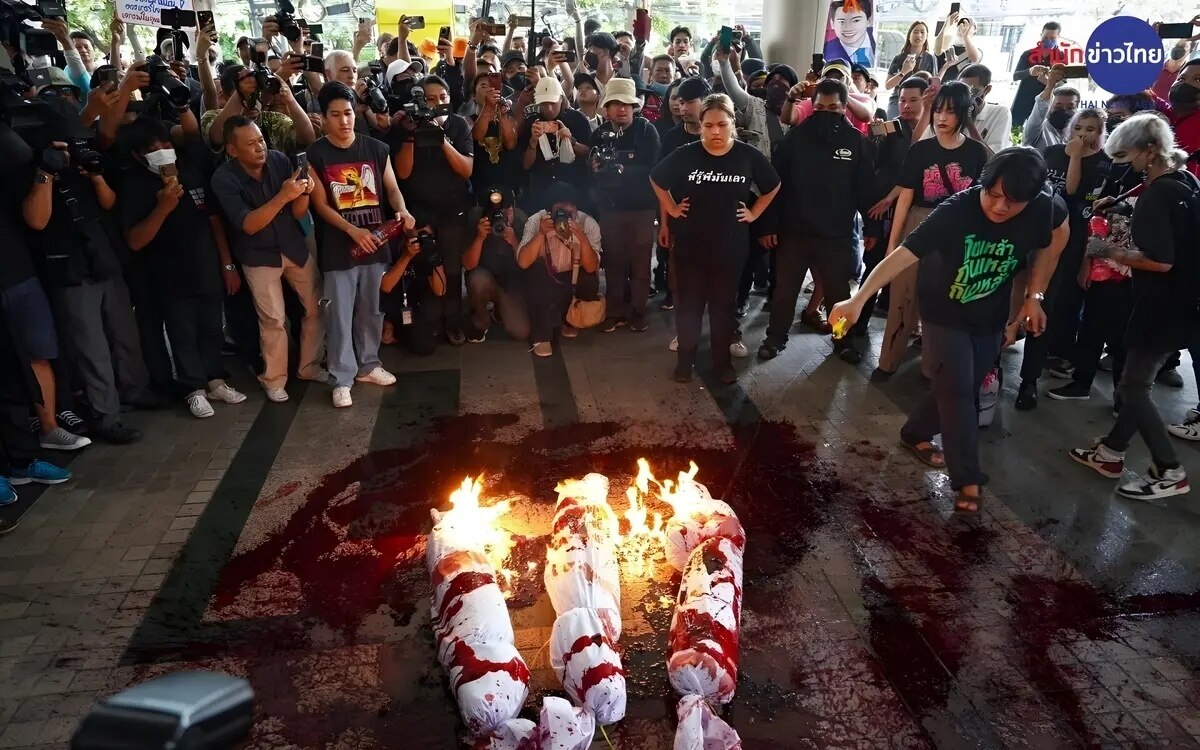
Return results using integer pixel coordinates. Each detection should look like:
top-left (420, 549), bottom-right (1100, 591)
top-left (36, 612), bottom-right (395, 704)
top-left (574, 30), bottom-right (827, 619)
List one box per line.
top-left (573, 71), bottom-right (599, 91)
top-left (501, 51), bottom-right (526, 70)
top-left (676, 77), bottom-right (712, 101)
top-left (821, 60), bottom-right (852, 80)
top-left (385, 58), bottom-right (412, 81)
top-left (534, 76), bottom-right (564, 105)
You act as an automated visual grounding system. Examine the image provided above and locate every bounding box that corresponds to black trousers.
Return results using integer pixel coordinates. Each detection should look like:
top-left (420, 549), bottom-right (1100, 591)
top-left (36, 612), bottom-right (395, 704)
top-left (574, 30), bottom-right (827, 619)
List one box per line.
top-left (0, 401), bottom-right (36, 473)
top-left (1047, 234), bottom-right (1087, 360)
top-left (430, 210), bottom-right (471, 324)
top-left (675, 258), bottom-right (739, 371)
top-left (164, 294), bottom-right (228, 393)
top-left (1071, 280), bottom-right (1133, 390)
top-left (521, 265), bottom-right (600, 343)
top-left (1019, 249), bottom-right (1073, 384)
top-left (381, 285), bottom-right (438, 356)
top-left (736, 243), bottom-right (770, 307)
top-left (765, 234), bottom-right (854, 348)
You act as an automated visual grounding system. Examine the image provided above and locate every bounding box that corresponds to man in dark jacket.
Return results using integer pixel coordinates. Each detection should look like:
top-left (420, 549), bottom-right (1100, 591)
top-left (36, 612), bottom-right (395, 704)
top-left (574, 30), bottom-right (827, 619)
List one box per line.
top-left (1010, 22), bottom-right (1064, 127)
top-left (759, 79), bottom-right (872, 362)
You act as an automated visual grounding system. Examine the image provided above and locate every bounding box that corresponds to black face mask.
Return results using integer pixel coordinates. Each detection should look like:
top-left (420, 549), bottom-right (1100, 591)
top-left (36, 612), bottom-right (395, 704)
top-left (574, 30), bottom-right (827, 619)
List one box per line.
top-left (509, 74), bottom-right (529, 91)
top-left (810, 110), bottom-right (843, 141)
top-left (1105, 116), bottom-right (1125, 134)
top-left (1047, 108), bottom-right (1074, 130)
top-left (764, 84), bottom-right (788, 114)
top-left (1169, 82), bottom-right (1200, 107)
top-left (584, 52), bottom-right (599, 70)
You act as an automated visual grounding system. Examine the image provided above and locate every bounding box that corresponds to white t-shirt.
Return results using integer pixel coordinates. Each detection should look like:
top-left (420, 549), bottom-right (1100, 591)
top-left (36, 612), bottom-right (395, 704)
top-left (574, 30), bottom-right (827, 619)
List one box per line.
top-left (974, 101), bottom-right (1012, 155)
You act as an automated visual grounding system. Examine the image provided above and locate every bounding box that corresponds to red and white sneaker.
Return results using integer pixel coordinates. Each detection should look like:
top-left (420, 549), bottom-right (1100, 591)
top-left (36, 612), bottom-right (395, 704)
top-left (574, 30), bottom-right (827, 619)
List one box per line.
top-left (1117, 464), bottom-right (1190, 501)
top-left (1069, 442), bottom-right (1125, 479)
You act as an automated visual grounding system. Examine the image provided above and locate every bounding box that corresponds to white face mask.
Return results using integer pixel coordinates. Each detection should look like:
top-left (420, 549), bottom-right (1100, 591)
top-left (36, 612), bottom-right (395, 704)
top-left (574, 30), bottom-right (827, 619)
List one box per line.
top-left (144, 148), bottom-right (177, 174)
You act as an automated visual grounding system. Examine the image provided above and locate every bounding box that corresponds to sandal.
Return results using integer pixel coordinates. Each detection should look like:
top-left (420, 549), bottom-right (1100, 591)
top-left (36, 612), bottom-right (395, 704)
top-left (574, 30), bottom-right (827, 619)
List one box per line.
top-left (902, 440), bottom-right (945, 468)
top-left (954, 491), bottom-right (981, 513)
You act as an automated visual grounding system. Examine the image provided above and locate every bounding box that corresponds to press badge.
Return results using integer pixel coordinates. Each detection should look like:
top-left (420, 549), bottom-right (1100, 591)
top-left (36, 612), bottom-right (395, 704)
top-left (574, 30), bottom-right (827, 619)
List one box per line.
top-left (400, 291), bottom-right (413, 326)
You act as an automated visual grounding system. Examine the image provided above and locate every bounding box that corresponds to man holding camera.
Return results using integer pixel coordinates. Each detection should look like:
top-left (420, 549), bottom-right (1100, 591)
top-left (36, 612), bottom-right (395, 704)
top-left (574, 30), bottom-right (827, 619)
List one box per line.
top-left (463, 189), bottom-right (530, 343)
top-left (23, 106), bottom-right (152, 444)
top-left (590, 78), bottom-right (660, 333)
top-left (212, 116), bottom-right (324, 404)
top-left (1021, 66), bottom-right (1079, 152)
top-left (203, 61), bottom-right (316, 158)
top-left (306, 82), bottom-right (413, 408)
top-left (120, 117), bottom-right (247, 419)
top-left (517, 183), bottom-right (602, 357)
top-left (519, 77), bottom-right (593, 212)
top-left (392, 75), bottom-right (474, 345)
top-left (380, 220), bottom-right (449, 355)
top-left (760, 79), bottom-right (872, 363)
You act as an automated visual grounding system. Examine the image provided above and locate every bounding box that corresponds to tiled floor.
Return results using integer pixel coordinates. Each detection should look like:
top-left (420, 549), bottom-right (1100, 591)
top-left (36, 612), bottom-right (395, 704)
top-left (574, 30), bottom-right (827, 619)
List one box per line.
top-left (1, 301), bottom-right (1199, 749)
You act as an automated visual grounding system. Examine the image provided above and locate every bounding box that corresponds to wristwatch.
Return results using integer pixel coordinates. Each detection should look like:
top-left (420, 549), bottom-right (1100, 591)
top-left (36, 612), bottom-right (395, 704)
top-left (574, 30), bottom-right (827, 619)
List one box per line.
top-left (35, 171), bottom-right (51, 184)
top-left (223, 263), bottom-right (236, 272)
top-left (1025, 292), bottom-right (1046, 301)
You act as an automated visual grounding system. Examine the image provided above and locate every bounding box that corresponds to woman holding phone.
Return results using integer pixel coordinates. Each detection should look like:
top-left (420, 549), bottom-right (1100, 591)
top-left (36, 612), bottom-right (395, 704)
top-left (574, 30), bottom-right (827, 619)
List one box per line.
top-left (650, 95), bottom-right (780, 384)
top-left (885, 21), bottom-right (937, 119)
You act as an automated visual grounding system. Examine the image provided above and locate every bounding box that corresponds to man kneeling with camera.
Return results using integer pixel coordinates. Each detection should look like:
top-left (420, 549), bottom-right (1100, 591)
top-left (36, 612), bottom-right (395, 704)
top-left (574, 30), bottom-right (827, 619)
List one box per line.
top-left (516, 184), bottom-right (602, 358)
top-left (463, 188), bottom-right (531, 343)
top-left (380, 219), bottom-right (448, 356)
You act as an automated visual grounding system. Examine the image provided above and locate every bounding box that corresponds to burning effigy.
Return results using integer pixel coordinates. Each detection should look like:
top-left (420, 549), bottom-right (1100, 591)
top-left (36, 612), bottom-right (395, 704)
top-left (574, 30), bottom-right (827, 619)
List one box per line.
top-left (430, 463), bottom-right (743, 748)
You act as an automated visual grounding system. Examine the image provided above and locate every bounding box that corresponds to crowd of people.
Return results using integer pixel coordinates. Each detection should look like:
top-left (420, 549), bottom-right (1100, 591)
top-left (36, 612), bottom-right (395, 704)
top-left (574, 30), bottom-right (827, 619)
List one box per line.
top-left (0, 6), bottom-right (1198, 511)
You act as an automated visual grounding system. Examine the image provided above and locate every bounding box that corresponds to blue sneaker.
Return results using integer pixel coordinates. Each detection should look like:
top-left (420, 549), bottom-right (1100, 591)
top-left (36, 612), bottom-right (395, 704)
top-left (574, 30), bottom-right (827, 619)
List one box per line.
top-left (0, 478), bottom-right (15, 506)
top-left (8, 460), bottom-right (72, 486)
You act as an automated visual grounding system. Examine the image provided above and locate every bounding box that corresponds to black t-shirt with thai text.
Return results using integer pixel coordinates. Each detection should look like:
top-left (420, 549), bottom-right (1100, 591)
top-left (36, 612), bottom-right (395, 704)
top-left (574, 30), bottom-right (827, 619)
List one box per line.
top-left (903, 186), bottom-right (1068, 335)
top-left (898, 137), bottom-right (990, 208)
top-left (119, 143), bottom-right (222, 299)
top-left (306, 134), bottom-right (392, 272)
top-left (649, 141), bottom-right (780, 268)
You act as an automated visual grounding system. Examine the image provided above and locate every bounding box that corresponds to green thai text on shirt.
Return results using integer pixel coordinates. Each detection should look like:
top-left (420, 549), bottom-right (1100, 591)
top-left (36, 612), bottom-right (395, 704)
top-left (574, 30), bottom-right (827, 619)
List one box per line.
top-left (950, 233), bottom-right (1020, 303)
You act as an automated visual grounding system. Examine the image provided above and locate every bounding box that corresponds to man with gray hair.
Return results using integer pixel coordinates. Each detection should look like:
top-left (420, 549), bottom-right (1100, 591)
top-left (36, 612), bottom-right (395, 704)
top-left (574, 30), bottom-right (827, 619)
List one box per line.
top-left (1021, 65), bottom-right (1079, 151)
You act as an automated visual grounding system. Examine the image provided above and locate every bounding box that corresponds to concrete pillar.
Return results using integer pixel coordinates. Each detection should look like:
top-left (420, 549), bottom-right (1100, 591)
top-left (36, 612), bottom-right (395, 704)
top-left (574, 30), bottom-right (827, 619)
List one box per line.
top-left (761, 0), bottom-right (826, 74)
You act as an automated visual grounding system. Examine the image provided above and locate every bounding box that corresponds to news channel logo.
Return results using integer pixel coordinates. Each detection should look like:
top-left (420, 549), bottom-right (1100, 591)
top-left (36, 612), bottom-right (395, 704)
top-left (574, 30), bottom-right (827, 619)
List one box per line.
top-left (1085, 16), bottom-right (1168, 94)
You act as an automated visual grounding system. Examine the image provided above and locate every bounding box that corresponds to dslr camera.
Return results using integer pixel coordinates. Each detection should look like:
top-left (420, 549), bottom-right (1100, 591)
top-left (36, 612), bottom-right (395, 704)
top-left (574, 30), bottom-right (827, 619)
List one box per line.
top-left (484, 188), bottom-right (510, 236)
top-left (0, 0), bottom-right (59, 58)
top-left (415, 229), bottom-right (444, 266)
top-left (589, 128), bottom-right (623, 177)
top-left (360, 77), bottom-right (388, 114)
top-left (400, 100), bottom-right (452, 148)
top-left (552, 207), bottom-right (572, 239)
top-left (273, 0), bottom-right (303, 43)
top-left (142, 56), bottom-right (194, 115)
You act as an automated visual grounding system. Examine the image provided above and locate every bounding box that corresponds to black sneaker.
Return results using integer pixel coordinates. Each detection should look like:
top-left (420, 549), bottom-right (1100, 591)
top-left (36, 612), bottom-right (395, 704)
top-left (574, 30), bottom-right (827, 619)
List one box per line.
top-left (735, 303), bottom-right (747, 318)
top-left (648, 284), bottom-right (658, 296)
top-left (629, 315), bottom-right (648, 333)
top-left (1047, 382), bottom-right (1091, 401)
top-left (1015, 383), bottom-right (1038, 411)
top-left (601, 317), bottom-right (628, 333)
top-left (757, 343), bottom-right (781, 360)
top-left (661, 293), bottom-right (674, 311)
top-left (1157, 367), bottom-right (1184, 388)
top-left (57, 410), bottom-right (88, 435)
top-left (465, 325), bottom-right (488, 344)
top-left (27, 416), bottom-right (39, 433)
top-left (97, 422), bottom-right (142, 445)
top-left (446, 325), bottom-right (466, 346)
top-left (1046, 357), bottom-right (1075, 380)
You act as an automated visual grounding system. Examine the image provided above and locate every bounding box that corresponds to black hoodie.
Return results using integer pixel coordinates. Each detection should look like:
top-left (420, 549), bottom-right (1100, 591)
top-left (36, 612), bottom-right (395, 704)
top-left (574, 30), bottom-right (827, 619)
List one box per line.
top-left (772, 112), bottom-right (872, 239)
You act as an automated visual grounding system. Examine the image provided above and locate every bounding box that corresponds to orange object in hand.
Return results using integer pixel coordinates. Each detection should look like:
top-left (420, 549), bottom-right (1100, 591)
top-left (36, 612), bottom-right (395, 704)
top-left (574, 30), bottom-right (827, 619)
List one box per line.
top-left (452, 37), bottom-right (469, 59)
top-left (419, 38), bottom-right (438, 57)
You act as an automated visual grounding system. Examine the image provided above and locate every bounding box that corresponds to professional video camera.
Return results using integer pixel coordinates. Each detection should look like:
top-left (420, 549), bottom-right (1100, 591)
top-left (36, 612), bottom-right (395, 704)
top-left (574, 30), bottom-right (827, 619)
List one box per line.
top-left (361, 76), bottom-right (387, 114)
top-left (415, 228), bottom-right (444, 266)
top-left (243, 39), bottom-right (281, 109)
top-left (400, 98), bottom-right (451, 148)
top-left (274, 0), bottom-right (303, 43)
top-left (142, 55), bottom-right (193, 114)
top-left (0, 0), bottom-right (59, 58)
top-left (484, 187), bottom-right (510, 236)
top-left (589, 128), bottom-right (623, 177)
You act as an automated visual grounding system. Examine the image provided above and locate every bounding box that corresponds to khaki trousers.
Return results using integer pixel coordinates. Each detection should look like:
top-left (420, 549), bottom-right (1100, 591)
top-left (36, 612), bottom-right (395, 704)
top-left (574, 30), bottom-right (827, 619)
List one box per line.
top-left (242, 253), bottom-right (325, 391)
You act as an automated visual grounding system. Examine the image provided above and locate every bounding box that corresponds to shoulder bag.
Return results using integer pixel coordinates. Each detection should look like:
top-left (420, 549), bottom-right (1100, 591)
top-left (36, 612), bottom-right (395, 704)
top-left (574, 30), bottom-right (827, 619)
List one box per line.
top-left (564, 241), bottom-right (606, 329)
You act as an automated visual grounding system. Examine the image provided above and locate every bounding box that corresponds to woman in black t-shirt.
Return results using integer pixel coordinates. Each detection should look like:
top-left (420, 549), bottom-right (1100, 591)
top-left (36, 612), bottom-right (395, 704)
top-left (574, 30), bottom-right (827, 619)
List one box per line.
top-left (467, 73), bottom-right (518, 199)
top-left (1070, 114), bottom-right (1200, 501)
top-left (650, 94), bottom-right (780, 384)
top-left (885, 22), bottom-right (937, 119)
top-left (879, 81), bottom-right (990, 374)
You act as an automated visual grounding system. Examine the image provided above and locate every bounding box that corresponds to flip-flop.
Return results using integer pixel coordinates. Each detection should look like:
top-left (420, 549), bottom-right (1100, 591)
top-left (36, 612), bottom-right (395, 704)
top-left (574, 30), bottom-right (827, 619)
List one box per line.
top-left (954, 491), bottom-right (981, 513)
top-left (902, 440), bottom-right (945, 469)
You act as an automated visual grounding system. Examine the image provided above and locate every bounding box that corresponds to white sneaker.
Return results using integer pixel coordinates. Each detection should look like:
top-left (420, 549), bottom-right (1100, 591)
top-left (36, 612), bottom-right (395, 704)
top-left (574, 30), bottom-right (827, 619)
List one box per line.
top-left (669, 336), bottom-right (679, 352)
top-left (207, 382), bottom-right (247, 404)
top-left (532, 342), bottom-right (552, 357)
top-left (332, 386), bottom-right (353, 408)
top-left (729, 341), bottom-right (749, 358)
top-left (265, 388), bottom-right (289, 403)
top-left (355, 366), bottom-right (397, 386)
top-left (187, 392), bottom-right (215, 418)
top-left (1117, 464), bottom-right (1190, 500)
top-left (1168, 409), bottom-right (1200, 442)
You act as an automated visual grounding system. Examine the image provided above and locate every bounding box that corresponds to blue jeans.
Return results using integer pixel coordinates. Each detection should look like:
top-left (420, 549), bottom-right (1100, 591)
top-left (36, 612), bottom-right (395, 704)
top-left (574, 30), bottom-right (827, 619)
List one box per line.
top-left (900, 323), bottom-right (1003, 489)
top-left (323, 263), bottom-right (385, 388)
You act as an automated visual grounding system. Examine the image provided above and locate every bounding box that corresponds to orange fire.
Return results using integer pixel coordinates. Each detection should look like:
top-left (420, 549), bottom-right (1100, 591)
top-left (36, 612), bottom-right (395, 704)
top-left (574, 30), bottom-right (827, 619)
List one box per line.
top-left (619, 458), bottom-right (705, 578)
top-left (438, 476), bottom-right (518, 592)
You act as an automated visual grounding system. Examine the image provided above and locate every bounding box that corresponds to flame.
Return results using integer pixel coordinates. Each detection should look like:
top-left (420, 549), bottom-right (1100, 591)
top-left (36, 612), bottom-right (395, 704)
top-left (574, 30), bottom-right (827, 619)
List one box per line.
top-left (439, 476), bottom-right (517, 593)
top-left (619, 459), bottom-right (701, 579)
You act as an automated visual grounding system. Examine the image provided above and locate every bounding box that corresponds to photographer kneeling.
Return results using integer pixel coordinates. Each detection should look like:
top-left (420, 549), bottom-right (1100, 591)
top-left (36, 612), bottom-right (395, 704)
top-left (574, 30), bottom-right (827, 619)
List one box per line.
top-left (393, 75), bottom-right (475, 345)
top-left (463, 188), bottom-right (531, 343)
top-left (517, 184), bottom-right (602, 357)
top-left (380, 222), bottom-right (448, 356)
top-left (590, 78), bottom-right (661, 334)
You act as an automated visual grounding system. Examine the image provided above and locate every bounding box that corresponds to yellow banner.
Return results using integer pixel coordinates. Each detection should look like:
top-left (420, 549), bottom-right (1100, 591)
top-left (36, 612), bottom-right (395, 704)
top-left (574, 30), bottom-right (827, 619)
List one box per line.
top-left (375, 0), bottom-right (456, 48)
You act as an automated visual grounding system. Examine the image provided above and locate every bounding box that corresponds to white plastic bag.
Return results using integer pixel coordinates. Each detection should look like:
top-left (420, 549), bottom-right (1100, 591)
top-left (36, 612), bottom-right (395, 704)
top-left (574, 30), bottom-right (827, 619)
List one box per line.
top-left (550, 607), bottom-right (626, 725)
top-left (673, 695), bottom-right (742, 750)
top-left (446, 640), bottom-right (531, 737)
top-left (473, 697), bottom-right (596, 750)
top-left (663, 482), bottom-right (745, 572)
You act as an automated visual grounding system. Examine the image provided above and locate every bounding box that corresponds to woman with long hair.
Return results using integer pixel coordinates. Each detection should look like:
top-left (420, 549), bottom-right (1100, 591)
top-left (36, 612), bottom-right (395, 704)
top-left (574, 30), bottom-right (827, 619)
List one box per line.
top-left (885, 21), bottom-right (937, 119)
top-left (877, 81), bottom-right (990, 376)
top-left (1070, 113), bottom-right (1200, 500)
top-left (650, 94), bottom-right (780, 384)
